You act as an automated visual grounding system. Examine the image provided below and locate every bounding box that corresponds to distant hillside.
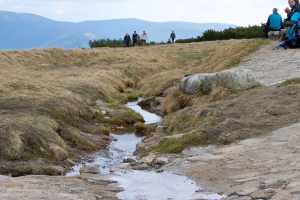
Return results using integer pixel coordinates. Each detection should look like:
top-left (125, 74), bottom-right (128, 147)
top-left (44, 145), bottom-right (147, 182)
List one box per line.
top-left (0, 11), bottom-right (238, 50)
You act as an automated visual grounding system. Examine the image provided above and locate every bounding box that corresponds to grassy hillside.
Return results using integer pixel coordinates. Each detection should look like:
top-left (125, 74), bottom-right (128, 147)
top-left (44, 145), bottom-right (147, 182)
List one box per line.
top-left (0, 39), bottom-right (268, 175)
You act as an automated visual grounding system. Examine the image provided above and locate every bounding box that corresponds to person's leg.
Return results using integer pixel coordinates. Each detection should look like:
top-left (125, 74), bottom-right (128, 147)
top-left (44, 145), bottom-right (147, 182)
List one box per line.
top-left (264, 25), bottom-right (269, 38)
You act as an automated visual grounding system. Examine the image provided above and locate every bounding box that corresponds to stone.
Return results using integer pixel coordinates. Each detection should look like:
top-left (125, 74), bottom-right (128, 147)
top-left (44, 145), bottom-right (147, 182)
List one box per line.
top-left (49, 143), bottom-right (68, 161)
top-left (236, 188), bottom-right (258, 196)
top-left (95, 100), bottom-right (105, 106)
top-left (286, 181), bottom-right (300, 194)
top-left (154, 157), bottom-right (170, 165)
top-left (141, 153), bottom-right (156, 164)
top-left (138, 96), bottom-right (155, 107)
top-left (79, 165), bottom-right (101, 174)
top-left (155, 97), bottom-right (164, 104)
top-left (109, 109), bottom-right (126, 117)
top-left (270, 190), bottom-right (292, 200)
top-left (100, 106), bottom-right (113, 113)
top-left (186, 153), bottom-right (224, 162)
top-left (165, 133), bottom-right (184, 139)
top-left (123, 158), bottom-right (136, 163)
top-left (249, 190), bottom-right (276, 200)
top-left (50, 166), bottom-right (65, 175)
top-left (156, 125), bottom-right (168, 132)
top-left (179, 69), bottom-right (260, 94)
top-left (64, 159), bottom-right (76, 166)
top-left (136, 141), bottom-right (146, 151)
top-left (263, 180), bottom-right (288, 189)
top-left (91, 108), bottom-right (99, 115)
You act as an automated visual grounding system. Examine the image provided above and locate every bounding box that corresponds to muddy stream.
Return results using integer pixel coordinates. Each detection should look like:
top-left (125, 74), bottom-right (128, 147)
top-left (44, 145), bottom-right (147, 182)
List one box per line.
top-left (67, 99), bottom-right (224, 200)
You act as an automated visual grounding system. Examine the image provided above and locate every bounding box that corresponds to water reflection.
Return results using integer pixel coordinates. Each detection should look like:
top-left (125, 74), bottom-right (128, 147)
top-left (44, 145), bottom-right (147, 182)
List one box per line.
top-left (125, 98), bottom-right (162, 124)
top-left (113, 170), bottom-right (199, 200)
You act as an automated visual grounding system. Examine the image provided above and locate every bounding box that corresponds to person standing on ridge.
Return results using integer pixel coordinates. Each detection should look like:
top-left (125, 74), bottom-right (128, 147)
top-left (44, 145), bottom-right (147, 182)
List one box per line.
top-left (140, 31), bottom-right (148, 43)
top-left (123, 33), bottom-right (131, 47)
top-left (264, 8), bottom-right (283, 39)
top-left (132, 31), bottom-right (139, 46)
top-left (170, 30), bottom-right (176, 43)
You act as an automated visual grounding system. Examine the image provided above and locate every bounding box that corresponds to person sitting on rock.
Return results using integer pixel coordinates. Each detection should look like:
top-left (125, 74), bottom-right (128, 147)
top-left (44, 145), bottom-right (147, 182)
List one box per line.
top-left (264, 8), bottom-right (283, 39)
top-left (285, 0), bottom-right (300, 41)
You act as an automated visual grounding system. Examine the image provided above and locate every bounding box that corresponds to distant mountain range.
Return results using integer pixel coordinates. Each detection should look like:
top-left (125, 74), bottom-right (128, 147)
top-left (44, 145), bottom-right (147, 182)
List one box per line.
top-left (0, 11), bottom-right (238, 50)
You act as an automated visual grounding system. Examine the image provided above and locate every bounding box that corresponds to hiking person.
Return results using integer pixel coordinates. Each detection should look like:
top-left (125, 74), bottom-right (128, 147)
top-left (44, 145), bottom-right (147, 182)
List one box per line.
top-left (170, 30), bottom-right (176, 43)
top-left (285, 0), bottom-right (300, 41)
top-left (123, 33), bottom-right (131, 47)
top-left (264, 8), bottom-right (283, 38)
top-left (288, 0), bottom-right (300, 17)
top-left (140, 31), bottom-right (148, 43)
top-left (132, 31), bottom-right (139, 46)
top-left (284, 7), bottom-right (292, 22)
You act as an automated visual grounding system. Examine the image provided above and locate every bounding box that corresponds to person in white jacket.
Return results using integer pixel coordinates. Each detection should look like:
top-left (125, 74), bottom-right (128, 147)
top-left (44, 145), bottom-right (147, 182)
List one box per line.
top-left (140, 31), bottom-right (148, 43)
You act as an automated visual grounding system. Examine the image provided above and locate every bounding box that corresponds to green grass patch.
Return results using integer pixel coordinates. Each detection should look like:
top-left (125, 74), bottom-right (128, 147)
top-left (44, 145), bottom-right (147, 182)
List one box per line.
top-left (97, 125), bottom-right (111, 135)
top-left (58, 127), bottom-right (97, 152)
top-left (149, 131), bottom-right (218, 153)
top-left (134, 122), bottom-right (145, 132)
top-left (281, 77), bottom-right (300, 85)
top-left (124, 88), bottom-right (139, 100)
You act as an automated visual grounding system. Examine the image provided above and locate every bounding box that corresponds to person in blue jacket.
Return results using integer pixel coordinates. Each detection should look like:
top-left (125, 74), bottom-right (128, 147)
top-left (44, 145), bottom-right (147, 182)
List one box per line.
top-left (264, 8), bottom-right (283, 38)
top-left (286, 0), bottom-right (300, 38)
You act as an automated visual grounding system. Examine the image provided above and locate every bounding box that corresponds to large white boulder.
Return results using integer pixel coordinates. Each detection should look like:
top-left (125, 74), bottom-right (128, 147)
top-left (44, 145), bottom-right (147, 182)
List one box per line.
top-left (179, 69), bottom-right (260, 94)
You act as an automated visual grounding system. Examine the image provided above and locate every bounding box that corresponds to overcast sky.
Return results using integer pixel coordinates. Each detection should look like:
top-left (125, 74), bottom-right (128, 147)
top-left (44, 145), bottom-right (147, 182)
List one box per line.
top-left (0, 0), bottom-right (290, 26)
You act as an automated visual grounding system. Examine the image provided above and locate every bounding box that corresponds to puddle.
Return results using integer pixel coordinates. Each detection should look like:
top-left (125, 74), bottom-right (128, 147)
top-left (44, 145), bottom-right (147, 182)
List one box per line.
top-left (67, 99), bottom-right (225, 200)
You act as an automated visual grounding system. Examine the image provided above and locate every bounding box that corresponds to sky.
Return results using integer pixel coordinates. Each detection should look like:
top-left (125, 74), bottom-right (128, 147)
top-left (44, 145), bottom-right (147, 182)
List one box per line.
top-left (0, 0), bottom-right (290, 26)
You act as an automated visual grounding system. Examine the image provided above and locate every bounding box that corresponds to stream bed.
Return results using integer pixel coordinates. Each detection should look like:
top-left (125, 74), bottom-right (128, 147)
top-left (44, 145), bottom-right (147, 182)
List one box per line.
top-left (67, 99), bottom-right (225, 200)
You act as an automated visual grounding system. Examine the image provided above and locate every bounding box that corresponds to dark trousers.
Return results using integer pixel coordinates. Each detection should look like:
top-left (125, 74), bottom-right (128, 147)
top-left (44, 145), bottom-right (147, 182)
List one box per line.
top-left (264, 26), bottom-right (281, 38)
top-left (125, 42), bottom-right (130, 47)
top-left (133, 39), bottom-right (137, 46)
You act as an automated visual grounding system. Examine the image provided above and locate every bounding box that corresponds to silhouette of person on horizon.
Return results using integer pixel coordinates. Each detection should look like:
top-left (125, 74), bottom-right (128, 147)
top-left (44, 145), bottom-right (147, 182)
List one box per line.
top-left (132, 31), bottom-right (139, 46)
top-left (170, 30), bottom-right (176, 43)
top-left (140, 31), bottom-right (148, 43)
top-left (123, 33), bottom-right (131, 47)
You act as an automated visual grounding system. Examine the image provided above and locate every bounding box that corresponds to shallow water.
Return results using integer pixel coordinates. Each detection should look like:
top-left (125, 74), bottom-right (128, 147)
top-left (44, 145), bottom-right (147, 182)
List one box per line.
top-left (67, 99), bottom-right (225, 200)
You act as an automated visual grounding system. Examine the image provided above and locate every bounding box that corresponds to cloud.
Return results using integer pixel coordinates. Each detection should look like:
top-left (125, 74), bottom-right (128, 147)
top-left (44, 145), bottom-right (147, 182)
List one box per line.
top-left (0, 0), bottom-right (292, 26)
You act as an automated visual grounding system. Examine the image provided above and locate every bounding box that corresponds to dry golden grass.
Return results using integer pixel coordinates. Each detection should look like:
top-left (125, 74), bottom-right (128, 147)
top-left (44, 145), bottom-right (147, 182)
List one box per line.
top-left (161, 86), bottom-right (236, 114)
top-left (0, 39), bottom-right (268, 165)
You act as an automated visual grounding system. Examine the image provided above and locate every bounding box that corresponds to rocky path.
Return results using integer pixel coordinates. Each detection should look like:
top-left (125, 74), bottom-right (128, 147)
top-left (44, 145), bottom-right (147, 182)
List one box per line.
top-left (163, 123), bottom-right (300, 199)
top-left (0, 173), bottom-right (122, 200)
top-left (238, 41), bottom-right (300, 86)
top-left (161, 41), bottom-right (300, 200)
